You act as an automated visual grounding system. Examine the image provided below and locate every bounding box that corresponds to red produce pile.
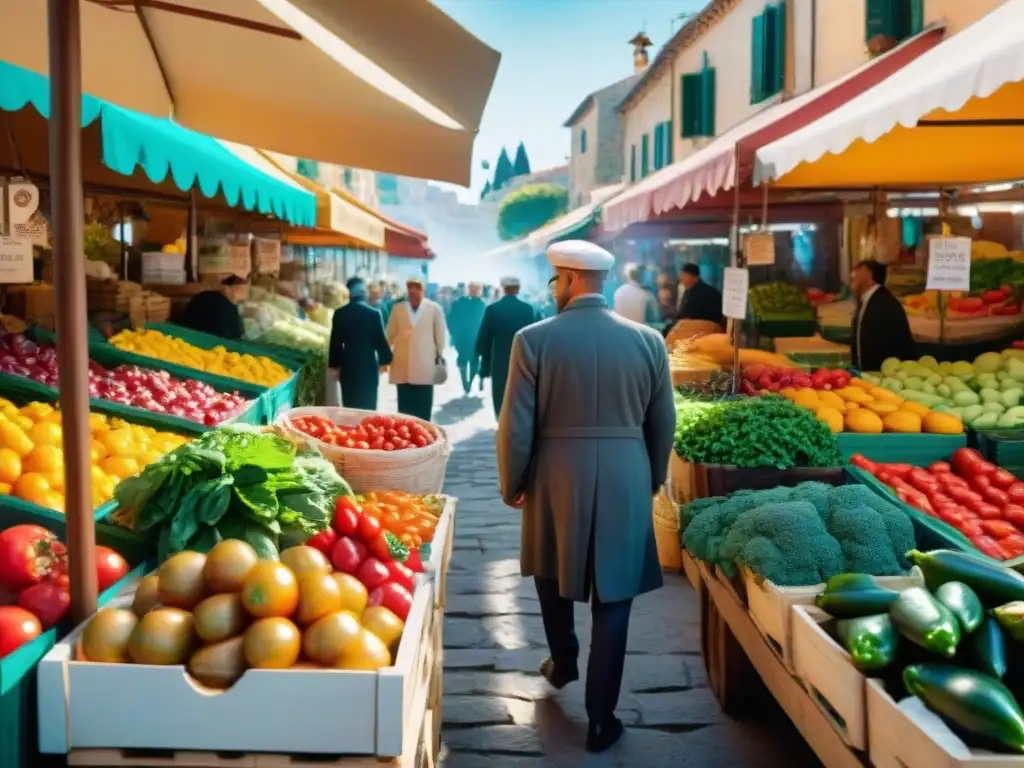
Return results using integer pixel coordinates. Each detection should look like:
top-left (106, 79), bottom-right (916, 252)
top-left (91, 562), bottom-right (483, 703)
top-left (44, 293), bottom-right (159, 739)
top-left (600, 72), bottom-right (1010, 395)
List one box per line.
top-left (0, 334), bottom-right (248, 426)
top-left (740, 365), bottom-right (850, 396)
top-left (0, 524), bottom-right (128, 657)
top-left (852, 449), bottom-right (1024, 561)
top-left (292, 413), bottom-right (437, 451)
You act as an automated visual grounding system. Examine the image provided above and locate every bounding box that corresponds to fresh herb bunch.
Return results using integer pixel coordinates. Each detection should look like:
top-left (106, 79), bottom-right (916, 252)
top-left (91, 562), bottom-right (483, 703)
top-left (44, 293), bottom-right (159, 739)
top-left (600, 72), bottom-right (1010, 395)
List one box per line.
top-left (114, 425), bottom-right (352, 562)
top-left (673, 395), bottom-right (842, 469)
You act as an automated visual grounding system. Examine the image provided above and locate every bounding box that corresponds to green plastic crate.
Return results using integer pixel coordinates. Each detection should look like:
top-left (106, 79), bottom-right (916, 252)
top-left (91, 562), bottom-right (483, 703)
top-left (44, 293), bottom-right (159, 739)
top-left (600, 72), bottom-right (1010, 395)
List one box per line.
top-left (974, 430), bottom-right (1024, 468)
top-left (835, 433), bottom-right (967, 464)
top-left (0, 560), bottom-right (149, 768)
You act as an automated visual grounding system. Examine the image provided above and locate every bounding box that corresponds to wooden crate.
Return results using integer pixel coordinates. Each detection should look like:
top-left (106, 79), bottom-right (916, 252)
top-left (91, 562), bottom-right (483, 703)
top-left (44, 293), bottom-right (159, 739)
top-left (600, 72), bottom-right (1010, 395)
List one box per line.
top-left (424, 497), bottom-right (457, 610)
top-left (87, 280), bottom-right (141, 312)
top-left (40, 583), bottom-right (438, 759)
top-left (791, 605), bottom-right (868, 751)
top-left (653, 488), bottom-right (682, 572)
top-left (741, 566), bottom-right (923, 673)
top-left (866, 679), bottom-right (1024, 768)
top-left (667, 454), bottom-right (696, 506)
top-left (681, 549), bottom-right (703, 592)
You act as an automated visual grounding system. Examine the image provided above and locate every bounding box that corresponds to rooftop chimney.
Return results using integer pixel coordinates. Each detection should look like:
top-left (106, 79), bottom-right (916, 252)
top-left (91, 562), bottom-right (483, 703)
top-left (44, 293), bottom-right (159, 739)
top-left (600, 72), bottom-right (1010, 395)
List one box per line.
top-left (629, 32), bottom-right (653, 73)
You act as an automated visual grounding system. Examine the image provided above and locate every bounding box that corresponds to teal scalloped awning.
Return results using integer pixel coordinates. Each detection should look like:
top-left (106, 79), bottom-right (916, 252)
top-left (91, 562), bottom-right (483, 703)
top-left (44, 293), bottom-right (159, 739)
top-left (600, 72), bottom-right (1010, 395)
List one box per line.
top-left (0, 60), bottom-right (316, 228)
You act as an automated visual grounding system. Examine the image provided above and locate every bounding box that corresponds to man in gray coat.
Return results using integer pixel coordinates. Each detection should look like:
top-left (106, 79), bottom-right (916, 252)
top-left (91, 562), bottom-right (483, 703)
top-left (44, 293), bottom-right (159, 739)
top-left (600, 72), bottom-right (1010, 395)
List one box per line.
top-left (496, 240), bottom-right (676, 753)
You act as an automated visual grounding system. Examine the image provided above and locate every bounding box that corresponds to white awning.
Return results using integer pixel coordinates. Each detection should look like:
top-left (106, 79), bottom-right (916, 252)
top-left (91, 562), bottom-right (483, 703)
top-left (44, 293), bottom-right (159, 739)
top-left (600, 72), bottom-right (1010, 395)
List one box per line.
top-left (755, 0), bottom-right (1024, 186)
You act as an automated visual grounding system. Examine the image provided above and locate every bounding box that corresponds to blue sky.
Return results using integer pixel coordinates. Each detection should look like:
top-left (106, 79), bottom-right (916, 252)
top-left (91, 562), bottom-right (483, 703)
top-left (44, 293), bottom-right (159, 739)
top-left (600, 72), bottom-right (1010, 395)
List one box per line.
top-left (431, 0), bottom-right (704, 203)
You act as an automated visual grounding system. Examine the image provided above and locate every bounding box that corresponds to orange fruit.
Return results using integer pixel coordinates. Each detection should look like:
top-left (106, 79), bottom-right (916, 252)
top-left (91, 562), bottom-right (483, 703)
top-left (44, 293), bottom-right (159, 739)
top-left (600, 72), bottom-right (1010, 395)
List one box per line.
top-left (336, 629), bottom-right (391, 671)
top-left (43, 470), bottom-right (65, 492)
top-left (361, 606), bottom-right (405, 648)
top-left (99, 429), bottom-right (134, 457)
top-left (295, 572), bottom-right (343, 626)
top-left (0, 420), bottom-right (33, 458)
top-left (0, 482), bottom-right (12, 494)
top-left (243, 617), bottom-right (301, 669)
top-left (14, 472), bottom-right (51, 506)
top-left (331, 573), bottom-right (368, 618)
top-left (20, 403), bottom-right (54, 421)
top-left (0, 447), bottom-right (22, 484)
top-left (101, 456), bottom-right (140, 480)
top-left (241, 562), bottom-right (299, 619)
top-left (23, 445), bottom-right (64, 474)
top-left (29, 421), bottom-right (62, 446)
top-left (43, 492), bottom-right (65, 512)
top-left (90, 439), bottom-right (108, 462)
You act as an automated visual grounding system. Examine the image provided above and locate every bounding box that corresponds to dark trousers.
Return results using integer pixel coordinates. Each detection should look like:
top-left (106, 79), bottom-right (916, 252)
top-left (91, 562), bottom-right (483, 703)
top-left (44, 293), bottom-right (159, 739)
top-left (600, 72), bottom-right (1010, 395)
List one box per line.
top-left (534, 576), bottom-right (633, 725)
top-left (455, 352), bottom-right (479, 394)
top-left (340, 375), bottom-right (379, 411)
top-left (396, 384), bottom-right (434, 421)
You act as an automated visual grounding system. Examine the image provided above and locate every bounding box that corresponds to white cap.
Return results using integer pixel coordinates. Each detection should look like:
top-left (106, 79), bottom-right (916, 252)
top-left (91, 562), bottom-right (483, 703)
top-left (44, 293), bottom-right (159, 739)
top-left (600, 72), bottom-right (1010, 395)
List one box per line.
top-left (500, 276), bottom-right (520, 288)
top-left (546, 240), bottom-right (615, 272)
top-left (406, 276), bottom-right (425, 286)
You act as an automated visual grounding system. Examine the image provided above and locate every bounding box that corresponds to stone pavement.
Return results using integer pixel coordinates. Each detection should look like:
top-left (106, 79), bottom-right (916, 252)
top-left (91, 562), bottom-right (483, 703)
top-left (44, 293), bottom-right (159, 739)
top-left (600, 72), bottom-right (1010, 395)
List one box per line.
top-left (380, 365), bottom-right (821, 768)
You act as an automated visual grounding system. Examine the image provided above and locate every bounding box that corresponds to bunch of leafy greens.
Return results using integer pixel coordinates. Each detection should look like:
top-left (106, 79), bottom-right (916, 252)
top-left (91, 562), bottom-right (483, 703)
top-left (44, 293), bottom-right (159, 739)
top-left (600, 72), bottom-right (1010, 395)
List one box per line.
top-left (114, 425), bottom-right (351, 562)
top-left (674, 395), bottom-right (842, 469)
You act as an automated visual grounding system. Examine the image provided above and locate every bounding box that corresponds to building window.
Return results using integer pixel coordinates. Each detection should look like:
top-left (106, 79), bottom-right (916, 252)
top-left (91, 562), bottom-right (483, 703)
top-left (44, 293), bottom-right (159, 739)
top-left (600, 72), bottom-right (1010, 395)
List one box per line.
top-left (866, 0), bottom-right (923, 48)
top-left (630, 144), bottom-right (637, 182)
top-left (641, 134), bottom-right (650, 178)
top-left (681, 55), bottom-right (716, 138)
top-left (580, 129), bottom-right (588, 154)
top-left (653, 121), bottom-right (674, 170)
top-left (296, 158), bottom-right (319, 180)
top-left (750, 3), bottom-right (786, 104)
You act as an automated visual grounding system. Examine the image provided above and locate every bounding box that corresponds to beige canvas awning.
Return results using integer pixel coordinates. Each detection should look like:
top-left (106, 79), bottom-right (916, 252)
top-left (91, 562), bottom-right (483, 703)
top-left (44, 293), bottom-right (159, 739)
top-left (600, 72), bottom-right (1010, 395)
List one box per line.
top-left (0, 0), bottom-right (500, 184)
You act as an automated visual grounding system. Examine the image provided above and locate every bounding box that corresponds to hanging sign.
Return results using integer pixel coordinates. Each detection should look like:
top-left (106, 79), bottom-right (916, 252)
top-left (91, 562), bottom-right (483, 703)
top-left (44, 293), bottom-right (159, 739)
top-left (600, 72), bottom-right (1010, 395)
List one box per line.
top-left (7, 181), bottom-right (39, 225)
top-left (198, 238), bottom-right (251, 278)
top-left (227, 243), bottom-right (252, 278)
top-left (722, 267), bottom-right (750, 320)
top-left (926, 237), bottom-right (971, 292)
top-left (743, 231), bottom-right (776, 266)
top-left (0, 237), bottom-right (34, 283)
top-left (254, 238), bottom-right (281, 274)
top-left (13, 212), bottom-right (49, 247)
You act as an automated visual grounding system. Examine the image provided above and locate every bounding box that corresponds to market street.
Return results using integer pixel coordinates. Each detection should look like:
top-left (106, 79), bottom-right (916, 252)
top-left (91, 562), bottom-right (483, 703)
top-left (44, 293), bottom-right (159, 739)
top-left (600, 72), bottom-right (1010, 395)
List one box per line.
top-left (380, 364), bottom-right (822, 767)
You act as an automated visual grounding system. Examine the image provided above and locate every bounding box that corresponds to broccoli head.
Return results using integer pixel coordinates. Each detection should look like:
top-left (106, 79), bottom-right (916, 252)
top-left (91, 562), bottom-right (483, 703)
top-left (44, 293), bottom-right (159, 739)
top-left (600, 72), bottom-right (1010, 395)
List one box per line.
top-left (790, 481), bottom-right (835, 524)
top-left (719, 501), bottom-right (844, 585)
top-left (827, 504), bottom-right (907, 576)
top-left (828, 485), bottom-right (915, 567)
top-left (682, 501), bottom-right (726, 562)
top-left (681, 495), bottom-right (726, 532)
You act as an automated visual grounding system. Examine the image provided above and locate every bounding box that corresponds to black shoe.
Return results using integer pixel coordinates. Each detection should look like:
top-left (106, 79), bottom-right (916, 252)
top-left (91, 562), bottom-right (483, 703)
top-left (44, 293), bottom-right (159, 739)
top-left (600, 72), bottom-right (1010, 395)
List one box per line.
top-left (539, 657), bottom-right (579, 689)
top-left (586, 717), bottom-right (624, 753)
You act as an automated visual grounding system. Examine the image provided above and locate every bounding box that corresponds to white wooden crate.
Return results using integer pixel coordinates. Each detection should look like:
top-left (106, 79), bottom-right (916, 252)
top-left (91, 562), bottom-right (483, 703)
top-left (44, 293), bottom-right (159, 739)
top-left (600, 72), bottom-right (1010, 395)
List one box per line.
top-left (742, 566), bottom-right (923, 672)
top-left (423, 496), bottom-right (456, 609)
top-left (867, 679), bottom-right (1024, 768)
top-left (791, 605), bottom-right (868, 751)
top-left (39, 580), bottom-right (436, 758)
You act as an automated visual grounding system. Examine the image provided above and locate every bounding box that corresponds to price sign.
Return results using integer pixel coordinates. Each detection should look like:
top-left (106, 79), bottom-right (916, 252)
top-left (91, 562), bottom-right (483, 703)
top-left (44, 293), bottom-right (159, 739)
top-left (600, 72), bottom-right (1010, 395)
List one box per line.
top-left (227, 243), bottom-right (251, 278)
top-left (926, 237), bottom-right (971, 291)
top-left (743, 232), bottom-right (776, 266)
top-left (254, 238), bottom-right (281, 274)
top-left (0, 237), bottom-right (34, 283)
top-left (722, 267), bottom-right (750, 320)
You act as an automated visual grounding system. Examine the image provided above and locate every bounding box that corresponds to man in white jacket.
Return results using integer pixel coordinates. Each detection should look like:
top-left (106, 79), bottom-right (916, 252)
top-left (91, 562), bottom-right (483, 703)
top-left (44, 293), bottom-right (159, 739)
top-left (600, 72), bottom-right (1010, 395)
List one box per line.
top-left (386, 277), bottom-right (448, 421)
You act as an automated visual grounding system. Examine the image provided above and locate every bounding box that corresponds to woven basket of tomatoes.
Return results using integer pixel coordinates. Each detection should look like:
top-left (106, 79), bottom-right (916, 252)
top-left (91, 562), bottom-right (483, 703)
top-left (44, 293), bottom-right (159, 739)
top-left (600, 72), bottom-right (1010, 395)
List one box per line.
top-left (278, 407), bottom-right (451, 495)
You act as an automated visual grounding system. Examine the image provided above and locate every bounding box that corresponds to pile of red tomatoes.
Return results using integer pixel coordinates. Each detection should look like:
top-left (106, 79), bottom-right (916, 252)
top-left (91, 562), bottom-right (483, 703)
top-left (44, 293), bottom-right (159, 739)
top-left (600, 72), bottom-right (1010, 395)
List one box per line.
top-left (291, 414), bottom-right (437, 452)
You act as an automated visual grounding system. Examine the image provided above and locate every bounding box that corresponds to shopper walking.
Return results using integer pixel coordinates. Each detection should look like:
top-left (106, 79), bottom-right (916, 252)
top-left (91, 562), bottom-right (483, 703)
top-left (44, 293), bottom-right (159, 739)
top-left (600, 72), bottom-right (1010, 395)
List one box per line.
top-left (613, 264), bottom-right (660, 326)
top-left (386, 277), bottom-right (447, 421)
top-left (496, 241), bottom-right (675, 753)
top-left (447, 282), bottom-right (487, 395)
top-left (328, 278), bottom-right (392, 410)
top-left (476, 276), bottom-right (539, 418)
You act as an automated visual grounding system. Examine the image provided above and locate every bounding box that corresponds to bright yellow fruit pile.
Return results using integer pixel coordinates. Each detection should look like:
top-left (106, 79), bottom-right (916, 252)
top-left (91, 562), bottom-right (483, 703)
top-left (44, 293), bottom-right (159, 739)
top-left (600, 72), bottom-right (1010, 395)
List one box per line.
top-left (109, 329), bottom-right (290, 387)
top-left (780, 379), bottom-right (964, 435)
top-left (0, 398), bottom-right (189, 512)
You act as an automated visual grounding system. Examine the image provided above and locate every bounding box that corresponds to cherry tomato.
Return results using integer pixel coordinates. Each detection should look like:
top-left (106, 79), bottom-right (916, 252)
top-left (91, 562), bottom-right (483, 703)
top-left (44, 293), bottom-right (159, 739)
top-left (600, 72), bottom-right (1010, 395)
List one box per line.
top-left (358, 514), bottom-right (383, 544)
top-left (0, 606), bottom-right (42, 658)
top-left (983, 486), bottom-right (1010, 508)
top-left (385, 560), bottom-right (416, 591)
top-left (991, 469), bottom-right (1018, 490)
top-left (306, 528), bottom-right (339, 556)
top-left (960, 519), bottom-right (983, 538)
top-left (368, 582), bottom-right (413, 622)
top-left (970, 534), bottom-right (1005, 560)
top-left (356, 558), bottom-right (392, 591)
top-left (1000, 534), bottom-right (1024, 559)
top-left (383, 441), bottom-right (395, 452)
top-left (982, 520), bottom-right (1019, 539)
top-left (95, 547), bottom-right (128, 591)
top-left (331, 536), bottom-right (367, 574)
top-left (1008, 483), bottom-right (1024, 505)
top-left (333, 497), bottom-right (362, 536)
top-left (17, 581), bottom-right (69, 628)
top-left (412, 434), bottom-right (428, 448)
top-left (928, 461), bottom-right (952, 474)
top-left (1004, 504), bottom-right (1024, 528)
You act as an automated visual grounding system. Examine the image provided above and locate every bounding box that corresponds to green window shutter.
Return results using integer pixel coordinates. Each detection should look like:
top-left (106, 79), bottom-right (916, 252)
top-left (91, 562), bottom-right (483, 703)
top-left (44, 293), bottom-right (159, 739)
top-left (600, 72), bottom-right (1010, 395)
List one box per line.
top-left (771, 2), bottom-right (786, 94)
top-left (865, 0), bottom-right (891, 43)
top-left (653, 124), bottom-right (662, 170)
top-left (296, 158), bottom-right (319, 180)
top-left (700, 67), bottom-right (716, 136)
top-left (681, 73), bottom-right (702, 137)
top-left (750, 12), bottom-right (766, 103)
top-left (580, 129), bottom-right (587, 154)
top-left (664, 121), bottom-right (674, 163)
top-left (908, 0), bottom-right (924, 36)
top-left (641, 134), bottom-right (650, 177)
top-left (630, 144), bottom-right (637, 182)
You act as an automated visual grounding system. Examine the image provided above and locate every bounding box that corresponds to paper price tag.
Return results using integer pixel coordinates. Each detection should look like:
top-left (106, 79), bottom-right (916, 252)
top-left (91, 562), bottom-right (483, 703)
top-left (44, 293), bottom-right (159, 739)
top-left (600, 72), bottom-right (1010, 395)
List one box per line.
top-left (227, 243), bottom-right (251, 278)
top-left (722, 267), bottom-right (749, 320)
top-left (0, 237), bottom-right (34, 283)
top-left (743, 232), bottom-right (775, 266)
top-left (254, 238), bottom-right (281, 274)
top-left (926, 237), bottom-right (971, 291)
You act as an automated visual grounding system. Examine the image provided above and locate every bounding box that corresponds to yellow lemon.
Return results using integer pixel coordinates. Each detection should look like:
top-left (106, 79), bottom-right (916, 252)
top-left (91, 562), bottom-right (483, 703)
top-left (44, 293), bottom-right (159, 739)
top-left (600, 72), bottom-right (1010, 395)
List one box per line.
top-left (43, 492), bottom-right (65, 513)
top-left (30, 421), bottom-right (63, 446)
top-left (99, 429), bottom-right (134, 457)
top-left (0, 447), bottom-right (22, 484)
top-left (90, 439), bottom-right (109, 462)
top-left (14, 472), bottom-right (51, 505)
top-left (13, 415), bottom-right (33, 432)
top-left (89, 413), bottom-right (110, 433)
top-left (0, 419), bottom-right (34, 458)
top-left (20, 403), bottom-right (54, 421)
top-left (23, 445), bottom-right (64, 473)
top-left (43, 470), bottom-right (65, 492)
top-left (102, 456), bottom-right (139, 480)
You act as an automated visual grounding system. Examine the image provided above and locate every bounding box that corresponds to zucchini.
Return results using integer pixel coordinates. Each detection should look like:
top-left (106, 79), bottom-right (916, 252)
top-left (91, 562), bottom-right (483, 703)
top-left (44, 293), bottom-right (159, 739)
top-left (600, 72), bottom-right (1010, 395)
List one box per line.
top-left (936, 582), bottom-right (984, 634)
top-left (903, 664), bottom-right (1024, 753)
top-left (907, 549), bottom-right (1024, 607)
top-left (835, 614), bottom-right (898, 671)
top-left (815, 587), bottom-right (900, 619)
top-left (994, 602), bottom-right (1024, 642)
top-left (890, 587), bottom-right (960, 658)
top-left (969, 617), bottom-right (1008, 680)
top-left (824, 573), bottom-right (877, 593)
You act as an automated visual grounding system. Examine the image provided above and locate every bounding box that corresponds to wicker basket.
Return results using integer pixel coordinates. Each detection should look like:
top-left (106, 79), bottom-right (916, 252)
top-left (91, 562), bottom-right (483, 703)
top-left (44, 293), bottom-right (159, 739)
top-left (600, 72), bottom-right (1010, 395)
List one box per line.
top-left (278, 406), bottom-right (451, 495)
top-left (653, 488), bottom-right (683, 572)
top-left (667, 454), bottom-right (696, 505)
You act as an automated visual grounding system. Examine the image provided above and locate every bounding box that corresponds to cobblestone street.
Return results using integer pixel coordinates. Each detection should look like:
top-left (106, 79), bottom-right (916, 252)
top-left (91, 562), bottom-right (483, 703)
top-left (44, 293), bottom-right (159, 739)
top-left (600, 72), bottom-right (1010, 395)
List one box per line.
top-left (381, 365), bottom-right (821, 767)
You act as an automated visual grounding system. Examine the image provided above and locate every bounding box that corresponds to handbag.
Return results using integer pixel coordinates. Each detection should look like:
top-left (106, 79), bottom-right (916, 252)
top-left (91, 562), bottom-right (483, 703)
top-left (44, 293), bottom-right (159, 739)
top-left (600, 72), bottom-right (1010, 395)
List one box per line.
top-left (433, 355), bottom-right (448, 385)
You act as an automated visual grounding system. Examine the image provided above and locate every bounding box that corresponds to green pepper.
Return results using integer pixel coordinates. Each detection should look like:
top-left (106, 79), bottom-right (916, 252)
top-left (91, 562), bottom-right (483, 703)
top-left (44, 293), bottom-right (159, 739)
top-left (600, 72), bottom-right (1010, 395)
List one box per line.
top-left (994, 601), bottom-right (1024, 642)
top-left (816, 587), bottom-right (900, 619)
top-left (904, 664), bottom-right (1024, 753)
top-left (836, 614), bottom-right (897, 671)
top-left (890, 587), bottom-right (961, 658)
top-left (936, 582), bottom-right (984, 634)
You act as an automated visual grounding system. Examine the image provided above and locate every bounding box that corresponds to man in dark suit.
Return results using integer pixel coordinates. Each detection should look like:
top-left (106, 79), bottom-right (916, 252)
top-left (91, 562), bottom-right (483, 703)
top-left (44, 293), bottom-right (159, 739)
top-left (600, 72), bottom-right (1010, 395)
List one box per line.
top-left (476, 276), bottom-right (539, 418)
top-left (850, 259), bottom-right (917, 372)
top-left (676, 263), bottom-right (723, 326)
top-left (328, 278), bottom-right (393, 410)
top-left (181, 275), bottom-right (246, 340)
top-left (447, 282), bottom-right (487, 395)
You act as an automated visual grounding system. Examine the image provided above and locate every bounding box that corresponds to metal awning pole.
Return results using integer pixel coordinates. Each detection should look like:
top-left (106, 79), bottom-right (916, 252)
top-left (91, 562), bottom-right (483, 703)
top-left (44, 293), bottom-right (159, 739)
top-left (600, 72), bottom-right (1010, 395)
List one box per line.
top-left (48, 0), bottom-right (97, 622)
top-left (730, 158), bottom-right (742, 391)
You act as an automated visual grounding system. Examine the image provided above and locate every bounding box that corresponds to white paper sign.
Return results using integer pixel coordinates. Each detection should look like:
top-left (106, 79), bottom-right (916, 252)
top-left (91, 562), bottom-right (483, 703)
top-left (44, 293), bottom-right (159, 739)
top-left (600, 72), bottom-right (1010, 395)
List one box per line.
top-left (13, 212), bottom-right (49, 247)
top-left (926, 237), bottom-right (971, 291)
top-left (722, 267), bottom-right (750, 320)
top-left (744, 232), bottom-right (776, 266)
top-left (0, 237), bottom-right (34, 283)
top-left (226, 243), bottom-right (252, 278)
top-left (254, 238), bottom-right (281, 274)
top-left (7, 181), bottom-right (39, 225)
